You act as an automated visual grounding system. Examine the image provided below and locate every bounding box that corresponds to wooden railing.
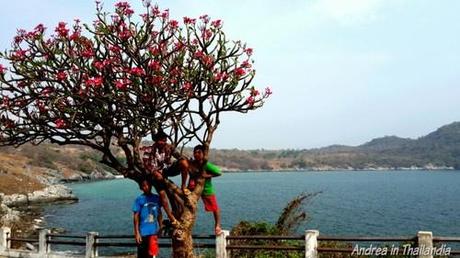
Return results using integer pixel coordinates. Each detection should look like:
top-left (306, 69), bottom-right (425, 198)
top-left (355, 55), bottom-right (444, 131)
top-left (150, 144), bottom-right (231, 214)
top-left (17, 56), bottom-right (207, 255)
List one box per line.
top-left (1, 227), bottom-right (459, 258)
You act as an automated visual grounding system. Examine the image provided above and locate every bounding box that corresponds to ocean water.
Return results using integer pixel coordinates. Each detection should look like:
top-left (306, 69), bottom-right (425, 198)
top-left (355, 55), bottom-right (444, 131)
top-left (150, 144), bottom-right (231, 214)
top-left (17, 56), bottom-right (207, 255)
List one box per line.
top-left (42, 170), bottom-right (460, 255)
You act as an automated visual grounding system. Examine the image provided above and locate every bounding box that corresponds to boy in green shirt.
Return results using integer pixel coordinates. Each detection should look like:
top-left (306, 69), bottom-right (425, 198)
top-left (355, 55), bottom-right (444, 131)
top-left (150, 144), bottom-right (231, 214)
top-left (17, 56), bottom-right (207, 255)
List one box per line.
top-left (188, 145), bottom-right (222, 235)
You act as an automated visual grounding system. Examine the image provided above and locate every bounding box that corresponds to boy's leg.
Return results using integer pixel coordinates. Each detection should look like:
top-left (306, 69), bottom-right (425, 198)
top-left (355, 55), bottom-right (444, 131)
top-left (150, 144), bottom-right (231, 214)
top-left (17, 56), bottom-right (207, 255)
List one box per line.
top-left (158, 190), bottom-right (178, 226)
top-left (177, 159), bottom-right (190, 193)
top-left (163, 159), bottom-right (190, 194)
top-left (213, 208), bottom-right (222, 235)
top-left (138, 236), bottom-right (153, 258)
top-left (202, 195), bottom-right (222, 234)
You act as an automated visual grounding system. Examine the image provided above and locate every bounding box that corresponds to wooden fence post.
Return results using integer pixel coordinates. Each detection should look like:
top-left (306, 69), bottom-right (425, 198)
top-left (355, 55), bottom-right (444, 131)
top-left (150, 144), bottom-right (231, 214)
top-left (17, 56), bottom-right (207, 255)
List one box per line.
top-left (0, 227), bottom-right (11, 251)
top-left (38, 228), bottom-right (50, 254)
top-left (417, 231), bottom-right (433, 258)
top-left (216, 230), bottom-right (230, 258)
top-left (86, 231), bottom-right (99, 258)
top-left (305, 230), bottom-right (319, 258)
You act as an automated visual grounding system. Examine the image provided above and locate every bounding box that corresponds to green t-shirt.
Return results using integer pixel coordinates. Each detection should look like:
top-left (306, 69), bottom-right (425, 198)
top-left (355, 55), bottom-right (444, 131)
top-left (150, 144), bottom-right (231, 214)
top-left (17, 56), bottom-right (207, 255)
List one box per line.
top-left (202, 161), bottom-right (221, 196)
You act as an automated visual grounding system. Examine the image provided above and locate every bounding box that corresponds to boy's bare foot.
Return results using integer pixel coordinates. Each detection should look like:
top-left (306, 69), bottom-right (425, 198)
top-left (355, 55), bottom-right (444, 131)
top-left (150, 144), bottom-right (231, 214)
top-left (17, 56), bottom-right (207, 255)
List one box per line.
top-left (171, 218), bottom-right (179, 227)
top-left (215, 225), bottom-right (222, 235)
top-left (183, 188), bottom-right (191, 195)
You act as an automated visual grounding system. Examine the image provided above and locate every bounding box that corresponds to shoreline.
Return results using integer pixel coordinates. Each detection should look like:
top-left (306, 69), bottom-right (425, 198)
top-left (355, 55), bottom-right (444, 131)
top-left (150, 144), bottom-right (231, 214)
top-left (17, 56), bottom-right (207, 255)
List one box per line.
top-left (222, 167), bottom-right (458, 173)
top-left (0, 172), bottom-right (117, 238)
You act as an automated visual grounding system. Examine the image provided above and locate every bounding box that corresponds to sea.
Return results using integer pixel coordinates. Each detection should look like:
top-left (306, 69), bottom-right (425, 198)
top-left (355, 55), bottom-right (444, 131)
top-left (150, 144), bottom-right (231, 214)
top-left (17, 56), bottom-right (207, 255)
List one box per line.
top-left (41, 170), bottom-right (460, 256)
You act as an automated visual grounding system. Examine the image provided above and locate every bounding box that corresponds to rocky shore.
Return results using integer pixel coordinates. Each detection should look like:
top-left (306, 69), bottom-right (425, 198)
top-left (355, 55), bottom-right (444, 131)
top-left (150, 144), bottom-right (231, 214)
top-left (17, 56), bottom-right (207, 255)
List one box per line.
top-left (0, 169), bottom-right (117, 237)
top-left (0, 184), bottom-right (78, 235)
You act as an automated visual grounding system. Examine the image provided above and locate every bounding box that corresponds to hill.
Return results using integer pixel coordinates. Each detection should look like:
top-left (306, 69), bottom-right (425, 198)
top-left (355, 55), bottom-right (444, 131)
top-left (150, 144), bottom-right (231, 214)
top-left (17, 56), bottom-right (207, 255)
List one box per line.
top-left (209, 122), bottom-right (460, 170)
top-left (0, 144), bottom-right (117, 195)
top-left (1, 122), bottom-right (459, 195)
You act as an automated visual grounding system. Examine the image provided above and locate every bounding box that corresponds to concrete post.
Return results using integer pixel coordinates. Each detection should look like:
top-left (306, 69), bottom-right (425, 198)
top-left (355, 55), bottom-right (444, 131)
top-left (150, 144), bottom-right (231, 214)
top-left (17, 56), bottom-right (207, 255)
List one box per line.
top-left (38, 228), bottom-right (50, 254)
top-left (0, 227), bottom-right (11, 251)
top-left (85, 231), bottom-right (99, 258)
top-left (216, 230), bottom-right (229, 258)
top-left (305, 230), bottom-right (319, 258)
top-left (417, 231), bottom-right (433, 258)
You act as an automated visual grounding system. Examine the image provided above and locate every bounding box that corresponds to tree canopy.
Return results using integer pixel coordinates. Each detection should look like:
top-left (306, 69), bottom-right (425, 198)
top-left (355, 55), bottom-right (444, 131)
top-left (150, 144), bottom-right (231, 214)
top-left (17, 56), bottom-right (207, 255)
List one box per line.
top-left (0, 1), bottom-right (271, 181)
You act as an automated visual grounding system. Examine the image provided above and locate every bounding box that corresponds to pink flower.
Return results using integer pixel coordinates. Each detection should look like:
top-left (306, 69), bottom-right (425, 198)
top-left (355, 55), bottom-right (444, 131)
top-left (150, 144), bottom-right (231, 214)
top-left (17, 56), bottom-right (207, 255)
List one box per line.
top-left (151, 6), bottom-right (161, 16)
top-left (34, 24), bottom-right (46, 34)
top-left (199, 15), bottom-right (210, 24)
top-left (118, 27), bottom-right (132, 40)
top-left (109, 45), bottom-right (121, 53)
top-left (202, 55), bottom-right (214, 68)
top-left (211, 20), bottom-right (222, 28)
top-left (149, 46), bottom-right (160, 56)
top-left (130, 67), bottom-right (145, 76)
top-left (115, 2), bottom-right (134, 16)
top-left (182, 82), bottom-right (192, 91)
top-left (5, 120), bottom-right (15, 129)
top-left (55, 22), bottom-right (69, 37)
top-left (161, 9), bottom-right (169, 19)
top-left (41, 87), bottom-right (54, 96)
top-left (12, 50), bottom-right (27, 60)
top-left (115, 78), bottom-right (131, 90)
top-left (175, 41), bottom-right (185, 51)
top-left (169, 20), bottom-right (179, 29)
top-left (251, 88), bottom-right (260, 97)
top-left (183, 17), bottom-right (196, 25)
top-left (264, 87), bottom-right (273, 97)
top-left (93, 61), bottom-right (105, 70)
top-left (246, 96), bottom-right (255, 107)
top-left (81, 48), bottom-right (94, 58)
top-left (148, 60), bottom-right (161, 71)
top-left (2, 96), bottom-right (10, 108)
top-left (55, 118), bottom-right (67, 129)
top-left (69, 31), bottom-right (80, 41)
top-left (194, 51), bottom-right (204, 59)
top-left (124, 8), bottom-right (134, 16)
top-left (202, 29), bottom-right (213, 40)
top-left (115, 1), bottom-right (130, 8)
top-left (0, 65), bottom-right (6, 75)
top-left (234, 67), bottom-right (246, 77)
top-left (56, 71), bottom-right (67, 81)
top-left (149, 75), bottom-right (163, 85)
top-left (140, 13), bottom-right (148, 22)
top-left (214, 72), bottom-right (228, 82)
top-left (86, 77), bottom-right (103, 87)
top-left (36, 101), bottom-right (46, 113)
top-left (244, 48), bottom-right (253, 56)
top-left (17, 81), bottom-right (27, 88)
top-left (241, 60), bottom-right (252, 68)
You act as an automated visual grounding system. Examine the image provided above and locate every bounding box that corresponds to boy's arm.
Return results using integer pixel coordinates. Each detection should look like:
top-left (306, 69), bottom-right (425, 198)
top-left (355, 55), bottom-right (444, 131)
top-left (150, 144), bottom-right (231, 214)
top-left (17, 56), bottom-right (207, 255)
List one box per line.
top-left (204, 161), bottom-right (222, 177)
top-left (133, 212), bottom-right (142, 244)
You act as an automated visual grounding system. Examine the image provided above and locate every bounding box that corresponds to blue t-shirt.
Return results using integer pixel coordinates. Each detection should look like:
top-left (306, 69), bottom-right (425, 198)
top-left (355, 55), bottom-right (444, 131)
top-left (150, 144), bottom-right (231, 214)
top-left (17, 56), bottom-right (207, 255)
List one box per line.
top-left (132, 193), bottom-right (161, 236)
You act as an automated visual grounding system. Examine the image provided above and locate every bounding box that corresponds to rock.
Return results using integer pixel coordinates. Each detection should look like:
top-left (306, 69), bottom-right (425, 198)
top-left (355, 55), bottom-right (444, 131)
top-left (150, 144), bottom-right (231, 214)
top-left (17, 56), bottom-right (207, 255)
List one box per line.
top-left (89, 170), bottom-right (115, 180)
top-left (0, 203), bottom-right (21, 226)
top-left (3, 184), bottom-right (78, 206)
top-left (25, 242), bottom-right (36, 251)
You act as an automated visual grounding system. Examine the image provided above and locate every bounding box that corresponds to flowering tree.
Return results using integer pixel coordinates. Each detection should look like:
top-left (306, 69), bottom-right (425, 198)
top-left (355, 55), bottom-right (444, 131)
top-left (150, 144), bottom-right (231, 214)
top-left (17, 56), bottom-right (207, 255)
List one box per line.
top-left (0, 1), bottom-right (270, 256)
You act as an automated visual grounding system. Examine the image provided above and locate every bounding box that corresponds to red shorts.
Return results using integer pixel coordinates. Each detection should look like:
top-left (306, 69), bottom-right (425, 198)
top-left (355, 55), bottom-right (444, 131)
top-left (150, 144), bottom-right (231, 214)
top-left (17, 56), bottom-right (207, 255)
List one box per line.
top-left (149, 235), bottom-right (159, 256)
top-left (202, 195), bottom-right (219, 212)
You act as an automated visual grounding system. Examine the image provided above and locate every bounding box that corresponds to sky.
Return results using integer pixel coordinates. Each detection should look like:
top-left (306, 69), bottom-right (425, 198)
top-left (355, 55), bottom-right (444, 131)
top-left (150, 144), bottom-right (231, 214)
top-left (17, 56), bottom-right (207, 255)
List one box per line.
top-left (1, 0), bottom-right (460, 149)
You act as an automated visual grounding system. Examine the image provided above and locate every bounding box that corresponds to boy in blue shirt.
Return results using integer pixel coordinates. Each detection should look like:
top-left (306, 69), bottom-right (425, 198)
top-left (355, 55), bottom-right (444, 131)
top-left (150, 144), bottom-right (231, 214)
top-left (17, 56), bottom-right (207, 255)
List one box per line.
top-left (133, 179), bottom-right (162, 258)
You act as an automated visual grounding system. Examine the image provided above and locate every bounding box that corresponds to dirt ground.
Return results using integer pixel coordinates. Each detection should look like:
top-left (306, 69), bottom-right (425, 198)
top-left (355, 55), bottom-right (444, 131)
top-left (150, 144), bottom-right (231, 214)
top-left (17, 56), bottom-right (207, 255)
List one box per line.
top-left (0, 155), bottom-right (45, 195)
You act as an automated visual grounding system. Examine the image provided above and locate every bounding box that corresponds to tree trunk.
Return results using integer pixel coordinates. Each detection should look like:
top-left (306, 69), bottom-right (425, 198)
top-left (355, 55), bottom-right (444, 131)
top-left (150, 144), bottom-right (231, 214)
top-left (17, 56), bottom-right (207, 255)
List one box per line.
top-left (171, 203), bottom-right (197, 258)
